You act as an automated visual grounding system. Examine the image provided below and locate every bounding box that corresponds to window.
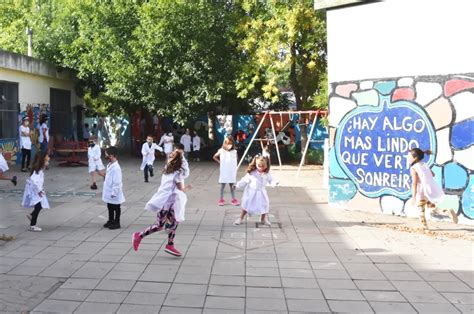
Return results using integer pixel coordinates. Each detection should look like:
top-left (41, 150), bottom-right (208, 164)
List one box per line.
top-left (0, 81), bottom-right (19, 139)
top-left (50, 88), bottom-right (71, 138)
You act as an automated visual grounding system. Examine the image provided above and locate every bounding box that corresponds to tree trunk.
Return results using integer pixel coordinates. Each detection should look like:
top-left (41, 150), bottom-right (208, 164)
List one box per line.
top-left (207, 112), bottom-right (215, 145)
top-left (289, 42), bottom-right (308, 164)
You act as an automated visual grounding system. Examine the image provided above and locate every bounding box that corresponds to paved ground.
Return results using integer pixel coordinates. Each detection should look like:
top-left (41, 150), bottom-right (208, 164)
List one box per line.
top-left (0, 158), bottom-right (472, 313)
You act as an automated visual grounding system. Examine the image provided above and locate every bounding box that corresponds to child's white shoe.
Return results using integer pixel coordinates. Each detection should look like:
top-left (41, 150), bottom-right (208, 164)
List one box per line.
top-left (233, 218), bottom-right (243, 225)
top-left (29, 226), bottom-right (42, 232)
top-left (261, 218), bottom-right (272, 226)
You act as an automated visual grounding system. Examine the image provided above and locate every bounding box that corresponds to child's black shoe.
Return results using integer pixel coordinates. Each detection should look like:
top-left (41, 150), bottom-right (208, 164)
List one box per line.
top-left (108, 222), bottom-right (121, 230)
top-left (103, 220), bottom-right (113, 228)
top-left (91, 183), bottom-right (98, 190)
top-left (11, 176), bottom-right (17, 186)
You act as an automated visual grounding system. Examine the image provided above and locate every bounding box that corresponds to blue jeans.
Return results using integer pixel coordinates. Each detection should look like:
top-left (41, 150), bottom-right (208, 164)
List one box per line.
top-left (40, 140), bottom-right (48, 153)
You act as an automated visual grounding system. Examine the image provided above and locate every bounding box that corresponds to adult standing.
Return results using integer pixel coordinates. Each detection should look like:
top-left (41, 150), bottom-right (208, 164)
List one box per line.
top-left (19, 117), bottom-right (32, 172)
top-left (180, 128), bottom-right (192, 160)
top-left (38, 114), bottom-right (50, 154)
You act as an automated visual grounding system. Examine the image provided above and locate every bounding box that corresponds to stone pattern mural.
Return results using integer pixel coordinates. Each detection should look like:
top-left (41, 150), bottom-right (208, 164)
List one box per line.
top-left (329, 74), bottom-right (474, 224)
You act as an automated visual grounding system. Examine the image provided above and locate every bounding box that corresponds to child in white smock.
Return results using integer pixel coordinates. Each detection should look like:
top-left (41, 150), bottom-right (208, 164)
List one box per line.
top-left (0, 147), bottom-right (17, 186)
top-left (159, 132), bottom-right (174, 161)
top-left (88, 136), bottom-right (105, 190)
top-left (132, 149), bottom-right (191, 257)
top-left (233, 155), bottom-right (278, 226)
top-left (141, 135), bottom-right (164, 182)
top-left (22, 153), bottom-right (50, 231)
top-left (213, 135), bottom-right (239, 206)
top-left (408, 148), bottom-right (458, 229)
top-left (102, 146), bottom-right (125, 230)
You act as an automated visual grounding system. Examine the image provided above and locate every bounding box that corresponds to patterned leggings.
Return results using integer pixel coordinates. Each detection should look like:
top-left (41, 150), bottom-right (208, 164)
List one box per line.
top-left (418, 199), bottom-right (454, 227)
top-left (140, 208), bottom-right (178, 245)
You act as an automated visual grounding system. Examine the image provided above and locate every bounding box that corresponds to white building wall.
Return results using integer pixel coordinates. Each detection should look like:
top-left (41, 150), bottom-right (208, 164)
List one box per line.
top-left (327, 0), bottom-right (474, 83)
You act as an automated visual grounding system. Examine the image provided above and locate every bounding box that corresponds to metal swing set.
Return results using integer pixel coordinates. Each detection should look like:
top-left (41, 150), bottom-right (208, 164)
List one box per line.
top-left (237, 110), bottom-right (326, 177)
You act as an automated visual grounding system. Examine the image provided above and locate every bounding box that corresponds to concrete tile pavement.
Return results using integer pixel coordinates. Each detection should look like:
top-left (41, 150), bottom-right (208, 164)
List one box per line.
top-left (0, 158), bottom-right (472, 313)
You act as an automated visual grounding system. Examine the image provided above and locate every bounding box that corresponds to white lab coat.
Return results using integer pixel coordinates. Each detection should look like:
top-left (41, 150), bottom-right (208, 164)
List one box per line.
top-left (192, 136), bottom-right (201, 151)
top-left (144, 170), bottom-right (187, 222)
top-left (38, 123), bottom-right (49, 143)
top-left (236, 170), bottom-right (278, 215)
top-left (0, 153), bottom-right (8, 172)
top-left (180, 134), bottom-right (192, 152)
top-left (218, 149), bottom-right (237, 183)
top-left (140, 142), bottom-right (163, 170)
top-left (88, 144), bottom-right (105, 173)
top-left (22, 170), bottom-right (50, 209)
top-left (19, 125), bottom-right (32, 150)
top-left (102, 161), bottom-right (125, 204)
top-left (159, 134), bottom-right (174, 154)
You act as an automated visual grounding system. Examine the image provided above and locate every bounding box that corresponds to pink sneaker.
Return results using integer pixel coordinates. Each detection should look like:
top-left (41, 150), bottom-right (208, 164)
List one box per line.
top-left (218, 198), bottom-right (225, 206)
top-left (231, 198), bottom-right (240, 206)
top-left (164, 244), bottom-right (182, 257)
top-left (132, 232), bottom-right (142, 251)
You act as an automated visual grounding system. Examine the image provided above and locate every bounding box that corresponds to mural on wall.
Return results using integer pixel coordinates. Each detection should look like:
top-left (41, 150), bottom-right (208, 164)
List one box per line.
top-left (329, 73), bottom-right (474, 224)
top-left (0, 138), bottom-right (18, 165)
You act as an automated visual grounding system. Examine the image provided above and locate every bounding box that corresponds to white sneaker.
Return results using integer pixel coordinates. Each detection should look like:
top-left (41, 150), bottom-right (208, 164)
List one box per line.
top-left (261, 218), bottom-right (272, 226)
top-left (233, 218), bottom-right (243, 225)
top-left (29, 226), bottom-right (42, 232)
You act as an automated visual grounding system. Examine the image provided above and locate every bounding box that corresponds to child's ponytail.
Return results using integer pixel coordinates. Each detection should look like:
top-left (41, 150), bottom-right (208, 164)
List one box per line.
top-left (424, 149), bottom-right (432, 155)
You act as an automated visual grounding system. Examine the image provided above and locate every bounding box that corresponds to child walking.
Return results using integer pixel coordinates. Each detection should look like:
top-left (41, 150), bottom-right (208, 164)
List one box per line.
top-left (0, 148), bottom-right (17, 186)
top-left (102, 147), bottom-right (125, 230)
top-left (233, 155), bottom-right (278, 226)
top-left (132, 150), bottom-right (191, 257)
top-left (213, 135), bottom-right (239, 206)
top-left (21, 152), bottom-right (50, 231)
top-left (408, 148), bottom-right (458, 229)
top-left (159, 132), bottom-right (174, 161)
top-left (88, 136), bottom-right (105, 190)
top-left (140, 135), bottom-right (163, 183)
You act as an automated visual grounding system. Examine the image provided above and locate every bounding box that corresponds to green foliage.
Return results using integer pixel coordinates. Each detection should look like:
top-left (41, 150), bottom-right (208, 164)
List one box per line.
top-left (0, 0), bottom-right (327, 123)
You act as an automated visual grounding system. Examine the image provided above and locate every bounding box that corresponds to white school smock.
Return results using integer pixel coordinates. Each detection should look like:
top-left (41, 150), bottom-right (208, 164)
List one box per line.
top-left (182, 157), bottom-right (190, 179)
top-left (144, 170), bottom-right (187, 222)
top-left (218, 148), bottom-right (237, 183)
top-left (0, 153), bottom-right (9, 172)
top-left (180, 134), bottom-right (192, 152)
top-left (140, 142), bottom-right (163, 170)
top-left (192, 136), bottom-right (201, 151)
top-left (412, 162), bottom-right (444, 203)
top-left (236, 170), bottom-right (278, 215)
top-left (102, 161), bottom-right (125, 204)
top-left (88, 144), bottom-right (105, 173)
top-left (39, 123), bottom-right (49, 143)
top-left (22, 170), bottom-right (50, 208)
top-left (19, 125), bottom-right (32, 150)
top-left (159, 134), bottom-right (174, 154)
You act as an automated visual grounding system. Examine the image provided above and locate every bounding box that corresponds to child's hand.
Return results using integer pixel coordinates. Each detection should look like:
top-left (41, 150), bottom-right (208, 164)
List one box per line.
top-left (410, 197), bottom-right (415, 205)
top-left (38, 191), bottom-right (43, 197)
top-left (186, 184), bottom-right (193, 190)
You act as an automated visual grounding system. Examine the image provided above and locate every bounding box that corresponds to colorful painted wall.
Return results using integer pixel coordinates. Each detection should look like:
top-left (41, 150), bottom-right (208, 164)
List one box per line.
top-left (328, 74), bottom-right (474, 224)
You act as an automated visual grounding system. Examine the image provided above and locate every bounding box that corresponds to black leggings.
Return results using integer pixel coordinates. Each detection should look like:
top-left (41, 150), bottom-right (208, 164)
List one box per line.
top-left (31, 202), bottom-right (42, 226)
top-left (21, 148), bottom-right (31, 169)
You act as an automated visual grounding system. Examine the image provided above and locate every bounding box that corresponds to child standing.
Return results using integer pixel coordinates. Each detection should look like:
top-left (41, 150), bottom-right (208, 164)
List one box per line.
top-left (159, 132), bottom-right (174, 161)
top-left (213, 135), bottom-right (239, 206)
top-left (0, 148), bottom-right (17, 186)
top-left (19, 116), bottom-right (32, 172)
top-left (102, 146), bottom-right (125, 230)
top-left (141, 135), bottom-right (163, 183)
top-left (233, 155), bottom-right (278, 226)
top-left (191, 130), bottom-right (201, 162)
top-left (132, 150), bottom-right (191, 257)
top-left (22, 152), bottom-right (49, 231)
top-left (38, 114), bottom-right (49, 154)
top-left (408, 148), bottom-right (458, 229)
top-left (180, 128), bottom-right (192, 160)
top-left (88, 136), bottom-right (105, 190)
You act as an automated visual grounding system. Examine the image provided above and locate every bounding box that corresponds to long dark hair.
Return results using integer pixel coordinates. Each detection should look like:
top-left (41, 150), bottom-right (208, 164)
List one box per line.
top-left (39, 114), bottom-right (48, 125)
top-left (30, 152), bottom-right (49, 175)
top-left (247, 155), bottom-right (270, 174)
top-left (164, 150), bottom-right (183, 174)
top-left (409, 148), bottom-right (432, 166)
top-left (222, 135), bottom-right (235, 151)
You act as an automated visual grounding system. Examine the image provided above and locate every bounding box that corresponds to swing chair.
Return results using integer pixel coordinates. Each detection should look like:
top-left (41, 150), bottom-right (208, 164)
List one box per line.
top-left (237, 110), bottom-right (326, 177)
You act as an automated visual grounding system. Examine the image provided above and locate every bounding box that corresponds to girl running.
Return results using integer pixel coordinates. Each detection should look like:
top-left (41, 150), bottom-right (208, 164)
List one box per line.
top-left (408, 148), bottom-right (458, 229)
top-left (132, 149), bottom-right (191, 257)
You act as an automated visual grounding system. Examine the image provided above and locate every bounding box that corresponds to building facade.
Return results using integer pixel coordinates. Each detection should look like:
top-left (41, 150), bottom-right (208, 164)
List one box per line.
top-left (320, 0), bottom-right (474, 223)
top-left (0, 50), bottom-right (83, 163)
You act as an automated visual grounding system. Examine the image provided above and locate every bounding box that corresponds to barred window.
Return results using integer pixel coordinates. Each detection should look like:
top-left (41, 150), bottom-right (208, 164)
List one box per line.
top-left (0, 80), bottom-right (19, 139)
